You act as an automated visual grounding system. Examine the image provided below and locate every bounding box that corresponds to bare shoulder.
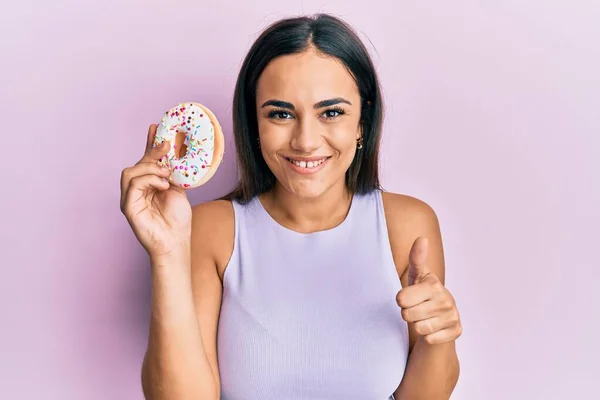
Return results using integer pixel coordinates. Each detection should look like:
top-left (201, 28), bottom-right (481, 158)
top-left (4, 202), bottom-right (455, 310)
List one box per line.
top-left (381, 191), bottom-right (444, 282)
top-left (381, 192), bottom-right (440, 229)
top-left (191, 199), bottom-right (235, 282)
top-left (188, 199), bottom-right (234, 393)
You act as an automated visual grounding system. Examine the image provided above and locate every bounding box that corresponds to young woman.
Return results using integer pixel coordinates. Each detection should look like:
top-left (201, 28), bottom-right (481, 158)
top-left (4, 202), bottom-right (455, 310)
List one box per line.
top-left (120, 13), bottom-right (462, 400)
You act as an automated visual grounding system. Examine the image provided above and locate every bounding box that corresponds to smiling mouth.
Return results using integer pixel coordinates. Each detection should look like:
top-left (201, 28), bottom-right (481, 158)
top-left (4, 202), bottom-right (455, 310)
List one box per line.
top-left (284, 156), bottom-right (331, 169)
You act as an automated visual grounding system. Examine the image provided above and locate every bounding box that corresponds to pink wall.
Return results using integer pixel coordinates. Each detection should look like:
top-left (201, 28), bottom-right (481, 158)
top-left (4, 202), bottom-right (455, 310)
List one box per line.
top-left (2, 0), bottom-right (598, 398)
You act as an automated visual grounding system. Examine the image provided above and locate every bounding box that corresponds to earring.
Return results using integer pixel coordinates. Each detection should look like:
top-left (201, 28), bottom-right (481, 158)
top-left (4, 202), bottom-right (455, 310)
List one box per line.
top-left (357, 136), bottom-right (363, 150)
top-left (257, 136), bottom-right (261, 148)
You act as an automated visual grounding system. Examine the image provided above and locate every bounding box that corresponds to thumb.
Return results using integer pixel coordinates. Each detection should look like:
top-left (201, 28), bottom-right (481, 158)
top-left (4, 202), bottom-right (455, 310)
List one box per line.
top-left (408, 236), bottom-right (430, 285)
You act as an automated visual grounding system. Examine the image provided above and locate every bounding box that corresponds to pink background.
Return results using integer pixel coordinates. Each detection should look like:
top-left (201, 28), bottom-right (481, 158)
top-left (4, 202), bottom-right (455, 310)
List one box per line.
top-left (2, 0), bottom-right (598, 398)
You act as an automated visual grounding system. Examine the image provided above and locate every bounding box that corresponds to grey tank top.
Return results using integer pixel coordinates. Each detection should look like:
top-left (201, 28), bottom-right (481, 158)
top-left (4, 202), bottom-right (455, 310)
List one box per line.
top-left (217, 189), bottom-right (409, 399)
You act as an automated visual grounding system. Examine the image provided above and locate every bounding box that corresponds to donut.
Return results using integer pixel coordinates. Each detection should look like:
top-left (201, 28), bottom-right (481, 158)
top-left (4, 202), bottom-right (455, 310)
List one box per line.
top-left (153, 102), bottom-right (224, 189)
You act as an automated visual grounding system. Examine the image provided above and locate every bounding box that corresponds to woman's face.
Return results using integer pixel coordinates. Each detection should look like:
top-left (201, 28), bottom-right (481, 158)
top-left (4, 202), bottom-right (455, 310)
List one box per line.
top-left (255, 48), bottom-right (362, 199)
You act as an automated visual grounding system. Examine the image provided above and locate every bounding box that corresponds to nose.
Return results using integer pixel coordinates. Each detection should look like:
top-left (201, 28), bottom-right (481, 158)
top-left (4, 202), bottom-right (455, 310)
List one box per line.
top-left (290, 117), bottom-right (320, 153)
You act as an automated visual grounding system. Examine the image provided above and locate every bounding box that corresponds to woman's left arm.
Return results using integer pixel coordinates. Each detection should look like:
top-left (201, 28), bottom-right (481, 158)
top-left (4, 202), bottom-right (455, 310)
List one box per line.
top-left (383, 194), bottom-right (462, 400)
top-left (394, 332), bottom-right (460, 400)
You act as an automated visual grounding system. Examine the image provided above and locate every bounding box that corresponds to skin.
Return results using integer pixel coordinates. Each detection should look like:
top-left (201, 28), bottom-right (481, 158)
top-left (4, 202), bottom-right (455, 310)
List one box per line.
top-left (124, 46), bottom-right (461, 399)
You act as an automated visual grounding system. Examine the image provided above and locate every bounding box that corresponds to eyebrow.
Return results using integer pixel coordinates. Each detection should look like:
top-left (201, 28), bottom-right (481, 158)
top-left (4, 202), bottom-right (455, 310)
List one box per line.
top-left (314, 97), bottom-right (352, 109)
top-left (260, 97), bottom-right (352, 110)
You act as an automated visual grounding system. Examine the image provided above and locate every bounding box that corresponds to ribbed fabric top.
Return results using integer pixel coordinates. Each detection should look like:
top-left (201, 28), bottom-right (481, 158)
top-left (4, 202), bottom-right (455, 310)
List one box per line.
top-left (217, 189), bottom-right (409, 399)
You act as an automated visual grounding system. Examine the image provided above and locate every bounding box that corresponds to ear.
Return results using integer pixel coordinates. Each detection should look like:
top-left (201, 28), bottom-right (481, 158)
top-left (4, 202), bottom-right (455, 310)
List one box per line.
top-left (357, 121), bottom-right (363, 140)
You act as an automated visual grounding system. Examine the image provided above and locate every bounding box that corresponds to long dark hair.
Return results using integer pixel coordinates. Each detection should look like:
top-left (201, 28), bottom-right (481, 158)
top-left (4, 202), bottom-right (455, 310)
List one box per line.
top-left (222, 13), bottom-right (384, 204)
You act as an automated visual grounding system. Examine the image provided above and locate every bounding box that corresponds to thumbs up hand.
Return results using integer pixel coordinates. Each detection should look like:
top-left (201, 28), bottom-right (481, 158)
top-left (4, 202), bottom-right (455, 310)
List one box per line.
top-left (396, 237), bottom-right (462, 345)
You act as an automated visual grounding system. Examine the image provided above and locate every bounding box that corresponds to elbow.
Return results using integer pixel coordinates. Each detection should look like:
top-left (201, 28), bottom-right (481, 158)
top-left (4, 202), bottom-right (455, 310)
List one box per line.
top-left (442, 356), bottom-right (460, 399)
top-left (140, 353), bottom-right (153, 400)
top-left (140, 354), bottom-right (219, 400)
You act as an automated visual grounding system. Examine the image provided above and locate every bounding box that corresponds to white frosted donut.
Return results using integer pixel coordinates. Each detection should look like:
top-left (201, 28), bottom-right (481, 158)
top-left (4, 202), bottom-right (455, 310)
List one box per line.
top-left (153, 102), bottom-right (224, 189)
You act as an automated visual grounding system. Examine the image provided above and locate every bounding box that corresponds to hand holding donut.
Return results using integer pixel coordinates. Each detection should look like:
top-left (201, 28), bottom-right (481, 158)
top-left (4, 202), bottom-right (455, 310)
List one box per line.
top-left (120, 124), bottom-right (193, 260)
top-left (397, 237), bottom-right (463, 345)
top-left (120, 102), bottom-right (225, 261)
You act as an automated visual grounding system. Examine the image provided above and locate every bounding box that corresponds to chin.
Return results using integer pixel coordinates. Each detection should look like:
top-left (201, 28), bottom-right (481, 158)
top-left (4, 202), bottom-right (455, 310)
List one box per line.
top-left (288, 185), bottom-right (329, 199)
top-left (279, 175), bottom-right (345, 200)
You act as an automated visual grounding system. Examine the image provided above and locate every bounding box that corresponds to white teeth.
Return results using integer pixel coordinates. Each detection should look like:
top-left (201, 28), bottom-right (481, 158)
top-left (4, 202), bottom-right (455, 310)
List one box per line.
top-left (287, 157), bottom-right (327, 168)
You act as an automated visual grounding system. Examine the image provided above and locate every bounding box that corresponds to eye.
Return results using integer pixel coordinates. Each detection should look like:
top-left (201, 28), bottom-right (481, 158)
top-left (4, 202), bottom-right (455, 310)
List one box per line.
top-left (268, 109), bottom-right (294, 120)
top-left (322, 107), bottom-right (345, 119)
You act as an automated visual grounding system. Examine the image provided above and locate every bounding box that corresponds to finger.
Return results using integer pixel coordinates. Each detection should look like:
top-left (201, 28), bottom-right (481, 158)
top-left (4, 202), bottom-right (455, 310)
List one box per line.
top-left (396, 283), bottom-right (434, 309)
top-left (144, 124), bottom-right (158, 154)
top-left (409, 236), bottom-right (429, 274)
top-left (141, 140), bottom-right (171, 163)
top-left (124, 174), bottom-right (170, 206)
top-left (122, 174), bottom-right (171, 214)
top-left (422, 325), bottom-right (462, 345)
top-left (413, 316), bottom-right (453, 337)
top-left (120, 167), bottom-right (171, 210)
top-left (408, 236), bottom-right (430, 285)
top-left (400, 300), bottom-right (441, 323)
top-left (120, 162), bottom-right (171, 198)
top-left (129, 174), bottom-right (171, 192)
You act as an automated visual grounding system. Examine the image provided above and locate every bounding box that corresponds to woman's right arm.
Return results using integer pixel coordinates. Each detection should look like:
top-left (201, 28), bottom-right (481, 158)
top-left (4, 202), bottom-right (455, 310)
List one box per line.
top-left (120, 124), bottom-right (225, 399)
top-left (141, 200), bottom-right (230, 399)
top-left (141, 239), bottom-right (220, 399)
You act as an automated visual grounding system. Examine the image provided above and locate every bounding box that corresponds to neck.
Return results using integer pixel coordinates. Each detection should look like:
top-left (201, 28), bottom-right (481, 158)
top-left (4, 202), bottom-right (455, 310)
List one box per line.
top-left (260, 181), bottom-right (353, 234)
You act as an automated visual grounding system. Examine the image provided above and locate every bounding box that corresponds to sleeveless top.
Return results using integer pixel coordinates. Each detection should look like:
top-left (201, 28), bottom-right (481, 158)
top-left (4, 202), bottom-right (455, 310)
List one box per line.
top-left (216, 189), bottom-right (409, 400)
